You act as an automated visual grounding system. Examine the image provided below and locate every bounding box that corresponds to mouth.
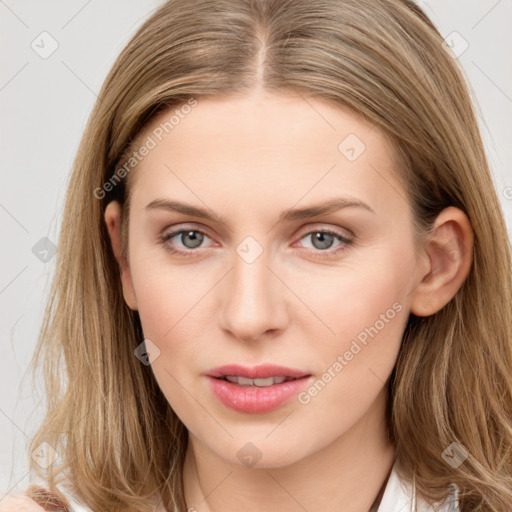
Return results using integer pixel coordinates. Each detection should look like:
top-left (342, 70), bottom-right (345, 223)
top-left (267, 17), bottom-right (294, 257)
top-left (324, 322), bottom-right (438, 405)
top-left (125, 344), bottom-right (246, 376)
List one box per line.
top-left (206, 363), bottom-right (312, 383)
top-left (214, 375), bottom-right (304, 387)
top-left (207, 372), bottom-right (313, 414)
top-left (206, 368), bottom-right (314, 414)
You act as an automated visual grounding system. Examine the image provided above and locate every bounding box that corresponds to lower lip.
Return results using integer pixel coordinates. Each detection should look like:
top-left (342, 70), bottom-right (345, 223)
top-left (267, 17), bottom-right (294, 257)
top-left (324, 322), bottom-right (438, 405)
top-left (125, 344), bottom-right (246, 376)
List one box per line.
top-left (207, 376), bottom-right (313, 413)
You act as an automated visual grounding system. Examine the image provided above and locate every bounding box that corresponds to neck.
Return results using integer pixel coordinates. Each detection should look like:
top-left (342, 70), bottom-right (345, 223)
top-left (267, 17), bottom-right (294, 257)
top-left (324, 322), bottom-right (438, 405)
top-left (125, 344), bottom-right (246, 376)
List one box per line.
top-left (182, 386), bottom-right (395, 512)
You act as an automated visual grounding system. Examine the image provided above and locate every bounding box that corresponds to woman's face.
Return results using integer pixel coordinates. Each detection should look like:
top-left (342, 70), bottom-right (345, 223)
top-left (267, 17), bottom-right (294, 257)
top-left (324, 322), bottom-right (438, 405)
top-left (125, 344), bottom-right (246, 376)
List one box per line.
top-left (112, 92), bottom-right (428, 467)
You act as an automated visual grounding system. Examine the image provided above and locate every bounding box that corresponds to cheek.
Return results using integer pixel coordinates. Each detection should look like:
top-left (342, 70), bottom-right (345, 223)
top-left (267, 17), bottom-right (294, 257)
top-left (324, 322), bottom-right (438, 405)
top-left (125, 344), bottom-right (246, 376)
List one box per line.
top-left (129, 259), bottom-right (204, 414)
top-left (291, 258), bottom-right (410, 433)
top-left (302, 242), bottom-right (412, 333)
top-left (301, 245), bottom-right (413, 383)
top-left (131, 265), bottom-right (200, 348)
top-left (126, 243), bottom-right (174, 330)
top-left (128, 247), bottom-right (224, 375)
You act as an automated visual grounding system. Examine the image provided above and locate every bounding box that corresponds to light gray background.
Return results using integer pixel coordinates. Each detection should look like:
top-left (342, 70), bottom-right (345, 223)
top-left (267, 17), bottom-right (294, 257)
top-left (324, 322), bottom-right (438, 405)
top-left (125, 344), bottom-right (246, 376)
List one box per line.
top-left (1, 0), bottom-right (511, 497)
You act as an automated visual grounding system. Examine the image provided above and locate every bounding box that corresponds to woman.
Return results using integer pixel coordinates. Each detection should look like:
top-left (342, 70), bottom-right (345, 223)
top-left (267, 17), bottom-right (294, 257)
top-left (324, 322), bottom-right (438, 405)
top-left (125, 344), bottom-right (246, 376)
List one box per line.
top-left (2, 0), bottom-right (512, 510)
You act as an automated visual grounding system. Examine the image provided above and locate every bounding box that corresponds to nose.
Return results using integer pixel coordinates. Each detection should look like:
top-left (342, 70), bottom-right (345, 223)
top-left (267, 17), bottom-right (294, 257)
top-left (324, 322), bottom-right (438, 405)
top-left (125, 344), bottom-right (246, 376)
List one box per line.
top-left (219, 243), bottom-right (288, 343)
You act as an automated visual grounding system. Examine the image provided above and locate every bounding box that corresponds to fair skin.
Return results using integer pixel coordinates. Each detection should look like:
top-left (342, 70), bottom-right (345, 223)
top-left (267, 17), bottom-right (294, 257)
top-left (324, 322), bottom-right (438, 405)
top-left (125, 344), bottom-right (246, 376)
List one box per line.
top-left (94, 92), bottom-right (472, 512)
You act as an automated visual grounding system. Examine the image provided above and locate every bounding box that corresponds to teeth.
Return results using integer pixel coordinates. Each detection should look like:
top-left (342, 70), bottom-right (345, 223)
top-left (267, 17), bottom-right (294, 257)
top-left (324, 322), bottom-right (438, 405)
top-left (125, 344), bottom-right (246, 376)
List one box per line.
top-left (224, 375), bottom-right (289, 386)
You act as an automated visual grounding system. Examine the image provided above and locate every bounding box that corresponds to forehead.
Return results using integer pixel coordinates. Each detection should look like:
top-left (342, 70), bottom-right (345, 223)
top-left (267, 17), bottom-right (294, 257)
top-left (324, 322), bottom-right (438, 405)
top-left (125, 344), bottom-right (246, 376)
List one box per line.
top-left (126, 92), bottom-right (408, 218)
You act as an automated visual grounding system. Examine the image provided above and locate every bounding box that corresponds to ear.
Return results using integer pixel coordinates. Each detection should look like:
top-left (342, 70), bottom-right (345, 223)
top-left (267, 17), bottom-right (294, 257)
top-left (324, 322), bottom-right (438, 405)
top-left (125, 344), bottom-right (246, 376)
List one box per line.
top-left (410, 206), bottom-right (474, 317)
top-left (104, 200), bottom-right (138, 311)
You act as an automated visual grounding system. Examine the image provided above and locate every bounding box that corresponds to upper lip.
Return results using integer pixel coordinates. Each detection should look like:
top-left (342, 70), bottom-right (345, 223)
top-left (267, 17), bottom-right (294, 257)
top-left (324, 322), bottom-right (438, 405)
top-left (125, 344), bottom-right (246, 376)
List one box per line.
top-left (206, 364), bottom-right (311, 380)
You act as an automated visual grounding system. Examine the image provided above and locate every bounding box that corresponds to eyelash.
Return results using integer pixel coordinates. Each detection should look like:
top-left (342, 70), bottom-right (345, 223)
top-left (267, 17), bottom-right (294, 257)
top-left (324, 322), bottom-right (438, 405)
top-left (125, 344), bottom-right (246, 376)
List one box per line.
top-left (158, 226), bottom-right (354, 259)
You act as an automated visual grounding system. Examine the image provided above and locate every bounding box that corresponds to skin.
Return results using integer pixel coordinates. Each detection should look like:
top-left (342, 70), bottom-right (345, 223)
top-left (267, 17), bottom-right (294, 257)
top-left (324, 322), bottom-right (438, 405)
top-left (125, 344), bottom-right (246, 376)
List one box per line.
top-left (0, 495), bottom-right (45, 512)
top-left (103, 91), bottom-right (474, 512)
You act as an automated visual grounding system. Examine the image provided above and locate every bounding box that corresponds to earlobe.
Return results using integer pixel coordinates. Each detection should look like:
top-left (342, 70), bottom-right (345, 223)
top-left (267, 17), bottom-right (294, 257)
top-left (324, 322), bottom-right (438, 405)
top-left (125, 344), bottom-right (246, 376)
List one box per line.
top-left (410, 207), bottom-right (474, 317)
top-left (104, 200), bottom-right (138, 311)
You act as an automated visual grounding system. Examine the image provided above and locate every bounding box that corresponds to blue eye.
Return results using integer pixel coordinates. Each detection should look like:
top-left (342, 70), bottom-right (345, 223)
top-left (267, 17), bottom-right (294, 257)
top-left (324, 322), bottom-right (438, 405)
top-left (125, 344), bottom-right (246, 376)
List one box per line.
top-left (160, 229), bottom-right (211, 255)
top-left (159, 227), bottom-right (353, 258)
top-left (297, 229), bottom-right (352, 254)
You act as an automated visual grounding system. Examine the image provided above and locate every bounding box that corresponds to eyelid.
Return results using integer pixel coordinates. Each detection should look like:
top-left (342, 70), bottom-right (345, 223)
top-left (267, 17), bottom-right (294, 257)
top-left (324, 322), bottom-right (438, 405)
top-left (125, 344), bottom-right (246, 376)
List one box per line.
top-left (294, 223), bottom-right (354, 240)
top-left (162, 223), bottom-right (215, 239)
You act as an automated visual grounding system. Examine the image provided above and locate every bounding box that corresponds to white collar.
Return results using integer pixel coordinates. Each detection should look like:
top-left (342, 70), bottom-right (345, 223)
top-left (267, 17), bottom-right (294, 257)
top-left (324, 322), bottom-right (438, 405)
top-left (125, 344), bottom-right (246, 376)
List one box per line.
top-left (377, 459), bottom-right (460, 511)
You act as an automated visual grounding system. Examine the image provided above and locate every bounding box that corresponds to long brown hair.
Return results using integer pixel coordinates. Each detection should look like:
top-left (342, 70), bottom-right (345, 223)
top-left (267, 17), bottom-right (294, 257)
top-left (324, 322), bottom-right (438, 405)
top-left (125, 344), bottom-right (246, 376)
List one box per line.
top-left (27, 0), bottom-right (512, 510)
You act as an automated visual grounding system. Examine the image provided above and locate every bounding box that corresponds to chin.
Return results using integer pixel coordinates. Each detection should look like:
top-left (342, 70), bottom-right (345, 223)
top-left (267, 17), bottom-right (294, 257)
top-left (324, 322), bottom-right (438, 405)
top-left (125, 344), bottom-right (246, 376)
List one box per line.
top-left (221, 438), bottom-right (311, 470)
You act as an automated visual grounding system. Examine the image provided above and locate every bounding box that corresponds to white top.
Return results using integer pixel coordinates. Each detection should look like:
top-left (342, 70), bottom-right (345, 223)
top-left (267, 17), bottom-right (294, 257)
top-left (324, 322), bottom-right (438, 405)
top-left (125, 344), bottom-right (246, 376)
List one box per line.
top-left (376, 460), bottom-right (460, 511)
top-left (16, 459), bottom-right (459, 511)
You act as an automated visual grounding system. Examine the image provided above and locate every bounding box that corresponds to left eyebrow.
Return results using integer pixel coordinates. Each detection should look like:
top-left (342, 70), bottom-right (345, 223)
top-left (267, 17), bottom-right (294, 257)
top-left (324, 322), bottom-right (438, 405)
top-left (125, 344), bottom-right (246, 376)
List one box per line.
top-left (144, 195), bottom-right (375, 226)
top-left (278, 196), bottom-right (375, 222)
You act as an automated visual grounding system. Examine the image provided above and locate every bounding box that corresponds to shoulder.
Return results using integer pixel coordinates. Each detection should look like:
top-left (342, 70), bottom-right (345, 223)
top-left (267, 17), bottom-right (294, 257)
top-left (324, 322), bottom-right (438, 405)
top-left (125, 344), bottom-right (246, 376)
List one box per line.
top-left (0, 493), bottom-right (46, 511)
top-left (1, 484), bottom-right (76, 512)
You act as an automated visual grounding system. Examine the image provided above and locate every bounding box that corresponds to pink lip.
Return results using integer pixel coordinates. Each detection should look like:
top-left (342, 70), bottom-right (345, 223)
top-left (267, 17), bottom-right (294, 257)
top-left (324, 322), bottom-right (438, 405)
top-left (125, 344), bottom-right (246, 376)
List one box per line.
top-left (205, 364), bottom-right (313, 414)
